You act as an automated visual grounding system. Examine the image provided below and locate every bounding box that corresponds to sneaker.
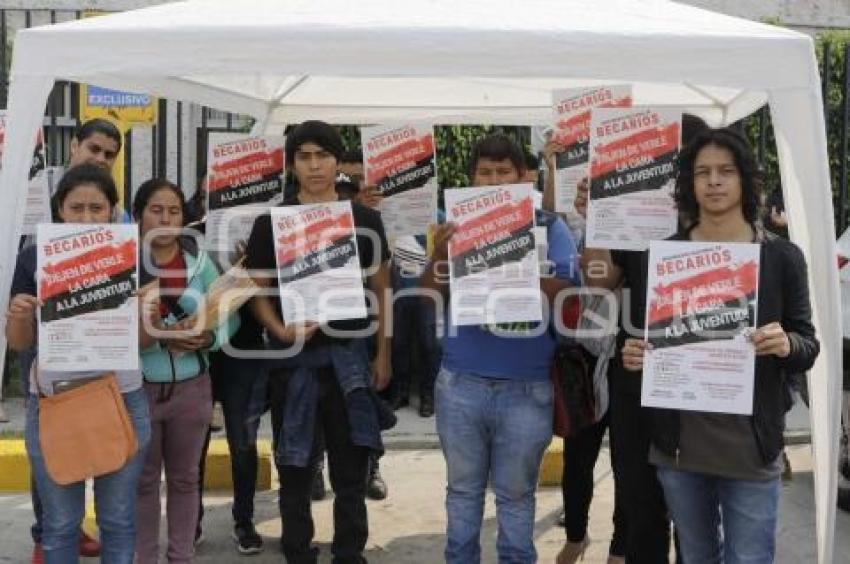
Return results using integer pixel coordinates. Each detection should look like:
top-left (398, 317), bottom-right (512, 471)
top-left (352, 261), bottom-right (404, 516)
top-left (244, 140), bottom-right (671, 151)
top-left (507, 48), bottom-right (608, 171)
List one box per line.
top-left (366, 461), bottom-right (388, 500)
top-left (232, 522), bottom-right (264, 555)
top-left (557, 508), bottom-right (566, 527)
top-left (78, 530), bottom-right (100, 557)
top-left (311, 467), bottom-right (326, 501)
top-left (419, 394), bottom-right (434, 418)
top-left (210, 401), bottom-right (225, 433)
top-left (32, 544), bottom-right (44, 564)
top-left (781, 450), bottom-right (793, 482)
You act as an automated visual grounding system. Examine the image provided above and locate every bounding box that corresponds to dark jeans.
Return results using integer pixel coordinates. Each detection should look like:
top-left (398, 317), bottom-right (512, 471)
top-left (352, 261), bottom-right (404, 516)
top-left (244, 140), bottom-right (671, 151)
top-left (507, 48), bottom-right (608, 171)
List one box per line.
top-left (18, 352), bottom-right (42, 544)
top-left (31, 476), bottom-right (43, 543)
top-left (562, 411), bottom-right (627, 556)
top-left (197, 354), bottom-right (268, 529)
top-left (609, 362), bottom-right (672, 563)
top-left (270, 367), bottom-right (370, 564)
top-left (214, 354), bottom-right (268, 524)
top-left (389, 288), bottom-right (440, 401)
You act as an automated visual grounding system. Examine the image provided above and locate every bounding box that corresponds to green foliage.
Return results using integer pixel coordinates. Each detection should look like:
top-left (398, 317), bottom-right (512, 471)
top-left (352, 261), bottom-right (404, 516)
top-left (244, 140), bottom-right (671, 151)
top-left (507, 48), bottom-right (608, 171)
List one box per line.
top-left (435, 125), bottom-right (530, 188)
top-left (335, 124), bottom-right (531, 198)
top-left (338, 125), bottom-right (361, 153)
top-left (743, 107), bottom-right (779, 194)
top-left (817, 31), bottom-right (850, 209)
top-left (743, 30), bottom-right (850, 231)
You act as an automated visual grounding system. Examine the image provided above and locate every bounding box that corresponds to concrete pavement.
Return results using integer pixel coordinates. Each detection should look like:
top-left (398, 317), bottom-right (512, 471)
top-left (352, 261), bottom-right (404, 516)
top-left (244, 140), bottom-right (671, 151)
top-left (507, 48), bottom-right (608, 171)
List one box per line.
top-left (0, 395), bottom-right (846, 562)
top-left (0, 444), bottom-right (847, 562)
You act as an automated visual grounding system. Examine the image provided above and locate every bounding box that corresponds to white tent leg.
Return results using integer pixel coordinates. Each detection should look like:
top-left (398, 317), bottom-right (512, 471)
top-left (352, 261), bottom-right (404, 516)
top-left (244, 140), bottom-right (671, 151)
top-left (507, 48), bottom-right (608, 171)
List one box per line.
top-left (0, 76), bottom-right (54, 394)
top-left (771, 85), bottom-right (840, 564)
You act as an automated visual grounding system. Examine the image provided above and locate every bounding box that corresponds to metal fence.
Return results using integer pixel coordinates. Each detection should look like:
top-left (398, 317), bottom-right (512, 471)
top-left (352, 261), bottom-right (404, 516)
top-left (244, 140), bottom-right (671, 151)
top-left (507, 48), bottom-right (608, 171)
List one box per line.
top-left (821, 41), bottom-right (850, 234)
top-left (0, 8), bottom-right (250, 210)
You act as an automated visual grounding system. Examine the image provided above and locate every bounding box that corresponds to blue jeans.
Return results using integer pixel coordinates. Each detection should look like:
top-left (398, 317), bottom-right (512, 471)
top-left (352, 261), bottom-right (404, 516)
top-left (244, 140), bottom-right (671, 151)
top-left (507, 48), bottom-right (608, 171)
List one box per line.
top-left (656, 466), bottom-right (780, 564)
top-left (25, 388), bottom-right (151, 564)
top-left (435, 369), bottom-right (553, 564)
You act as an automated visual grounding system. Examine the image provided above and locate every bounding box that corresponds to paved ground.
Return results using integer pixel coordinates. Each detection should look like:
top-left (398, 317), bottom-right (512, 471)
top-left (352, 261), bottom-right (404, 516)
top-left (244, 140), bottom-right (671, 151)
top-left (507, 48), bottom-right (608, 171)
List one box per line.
top-left (0, 391), bottom-right (813, 446)
top-left (0, 396), bottom-right (847, 562)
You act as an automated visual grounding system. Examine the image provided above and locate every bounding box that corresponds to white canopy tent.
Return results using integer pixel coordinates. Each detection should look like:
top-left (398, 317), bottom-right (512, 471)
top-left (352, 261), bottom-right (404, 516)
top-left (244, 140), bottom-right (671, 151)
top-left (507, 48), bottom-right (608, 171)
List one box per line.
top-left (0, 0), bottom-right (840, 560)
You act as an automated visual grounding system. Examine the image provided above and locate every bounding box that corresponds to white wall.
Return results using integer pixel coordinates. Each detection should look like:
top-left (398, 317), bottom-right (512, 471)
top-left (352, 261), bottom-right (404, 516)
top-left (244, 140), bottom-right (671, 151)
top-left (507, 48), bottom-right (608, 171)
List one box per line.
top-left (0, 1), bottom-right (170, 10)
top-left (678, 0), bottom-right (850, 32)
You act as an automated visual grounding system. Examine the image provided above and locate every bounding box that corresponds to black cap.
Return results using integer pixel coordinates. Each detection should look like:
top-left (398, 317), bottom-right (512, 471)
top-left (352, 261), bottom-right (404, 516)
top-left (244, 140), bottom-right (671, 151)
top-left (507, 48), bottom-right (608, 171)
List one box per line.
top-left (286, 120), bottom-right (344, 165)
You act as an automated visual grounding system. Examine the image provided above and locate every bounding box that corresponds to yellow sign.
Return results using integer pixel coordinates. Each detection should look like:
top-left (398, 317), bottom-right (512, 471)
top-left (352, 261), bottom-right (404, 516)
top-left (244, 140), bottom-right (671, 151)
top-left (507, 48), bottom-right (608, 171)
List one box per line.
top-left (79, 84), bottom-right (158, 126)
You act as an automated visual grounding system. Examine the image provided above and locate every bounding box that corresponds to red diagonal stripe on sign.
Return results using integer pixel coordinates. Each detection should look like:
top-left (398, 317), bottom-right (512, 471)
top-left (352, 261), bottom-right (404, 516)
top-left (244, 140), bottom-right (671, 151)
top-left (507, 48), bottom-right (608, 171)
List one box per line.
top-left (590, 122), bottom-right (680, 179)
top-left (208, 149), bottom-right (284, 192)
top-left (275, 213), bottom-right (354, 266)
top-left (647, 261), bottom-right (758, 325)
top-left (450, 199), bottom-right (533, 258)
top-left (365, 134), bottom-right (434, 185)
top-left (40, 240), bottom-right (137, 300)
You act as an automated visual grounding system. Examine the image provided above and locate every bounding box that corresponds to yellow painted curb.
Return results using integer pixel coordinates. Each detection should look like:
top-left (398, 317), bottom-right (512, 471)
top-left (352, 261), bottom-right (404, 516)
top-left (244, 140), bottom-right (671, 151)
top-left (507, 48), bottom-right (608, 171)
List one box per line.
top-left (0, 437), bottom-right (273, 493)
top-left (0, 439), bottom-right (30, 492)
top-left (538, 437), bottom-right (563, 487)
top-left (83, 502), bottom-right (98, 539)
top-left (203, 438), bottom-right (272, 491)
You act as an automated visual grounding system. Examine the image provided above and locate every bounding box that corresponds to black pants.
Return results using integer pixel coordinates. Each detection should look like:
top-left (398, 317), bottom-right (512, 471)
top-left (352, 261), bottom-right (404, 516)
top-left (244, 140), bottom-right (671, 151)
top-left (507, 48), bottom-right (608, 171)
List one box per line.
top-left (609, 362), bottom-right (672, 564)
top-left (561, 411), bottom-right (627, 556)
top-left (388, 277), bottom-right (440, 402)
top-left (196, 354), bottom-right (268, 530)
top-left (216, 354), bottom-right (267, 524)
top-left (270, 368), bottom-right (370, 564)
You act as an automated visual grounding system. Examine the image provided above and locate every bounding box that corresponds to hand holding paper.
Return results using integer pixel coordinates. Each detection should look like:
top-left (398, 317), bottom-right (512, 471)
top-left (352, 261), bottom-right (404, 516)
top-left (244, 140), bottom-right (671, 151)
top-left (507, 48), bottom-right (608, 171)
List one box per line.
top-left (274, 320), bottom-right (320, 344)
top-left (8, 293), bottom-right (38, 322)
top-left (751, 322), bottom-right (790, 358)
top-left (622, 338), bottom-right (650, 372)
top-left (430, 223), bottom-right (457, 261)
top-left (542, 140), bottom-right (566, 172)
top-left (355, 185), bottom-right (383, 209)
top-left (574, 177), bottom-right (589, 219)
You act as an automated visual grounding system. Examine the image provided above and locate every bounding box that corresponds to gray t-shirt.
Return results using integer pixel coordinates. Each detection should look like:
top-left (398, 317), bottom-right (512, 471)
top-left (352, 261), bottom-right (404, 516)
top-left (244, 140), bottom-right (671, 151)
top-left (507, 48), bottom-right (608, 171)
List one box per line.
top-left (31, 367), bottom-right (142, 397)
top-left (650, 412), bottom-right (782, 481)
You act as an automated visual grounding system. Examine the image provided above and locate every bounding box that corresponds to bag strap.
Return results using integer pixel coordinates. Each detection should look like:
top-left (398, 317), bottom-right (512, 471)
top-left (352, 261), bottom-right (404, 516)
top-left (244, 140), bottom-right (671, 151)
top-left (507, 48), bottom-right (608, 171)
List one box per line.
top-left (30, 362), bottom-right (46, 398)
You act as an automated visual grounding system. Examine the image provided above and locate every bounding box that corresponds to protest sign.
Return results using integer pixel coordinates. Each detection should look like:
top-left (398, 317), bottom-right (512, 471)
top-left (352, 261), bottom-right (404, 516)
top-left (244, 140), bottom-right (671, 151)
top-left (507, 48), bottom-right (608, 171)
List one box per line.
top-left (206, 132), bottom-right (285, 254)
top-left (642, 240), bottom-right (760, 414)
top-left (271, 201), bottom-right (366, 323)
top-left (551, 85), bottom-right (631, 216)
top-left (445, 183), bottom-right (540, 326)
top-left (362, 123), bottom-right (438, 237)
top-left (37, 223), bottom-right (139, 371)
top-left (0, 110), bottom-right (50, 234)
top-left (586, 107), bottom-right (680, 250)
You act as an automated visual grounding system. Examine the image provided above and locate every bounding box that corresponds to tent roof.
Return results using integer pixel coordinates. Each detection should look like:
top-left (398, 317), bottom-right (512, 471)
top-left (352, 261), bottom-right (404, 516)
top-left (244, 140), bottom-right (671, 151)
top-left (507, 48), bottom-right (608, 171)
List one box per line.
top-left (11, 0), bottom-right (811, 127)
top-left (0, 5), bottom-right (840, 562)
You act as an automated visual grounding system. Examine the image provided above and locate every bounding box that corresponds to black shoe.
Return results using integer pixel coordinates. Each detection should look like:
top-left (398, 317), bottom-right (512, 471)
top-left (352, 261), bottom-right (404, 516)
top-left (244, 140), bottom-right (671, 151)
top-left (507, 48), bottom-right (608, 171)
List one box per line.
top-left (311, 467), bottom-right (326, 501)
top-left (232, 522), bottom-right (264, 555)
top-left (781, 450), bottom-right (793, 482)
top-left (419, 394), bottom-right (434, 417)
top-left (839, 485), bottom-right (850, 513)
top-left (389, 395), bottom-right (409, 411)
top-left (366, 462), bottom-right (388, 500)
